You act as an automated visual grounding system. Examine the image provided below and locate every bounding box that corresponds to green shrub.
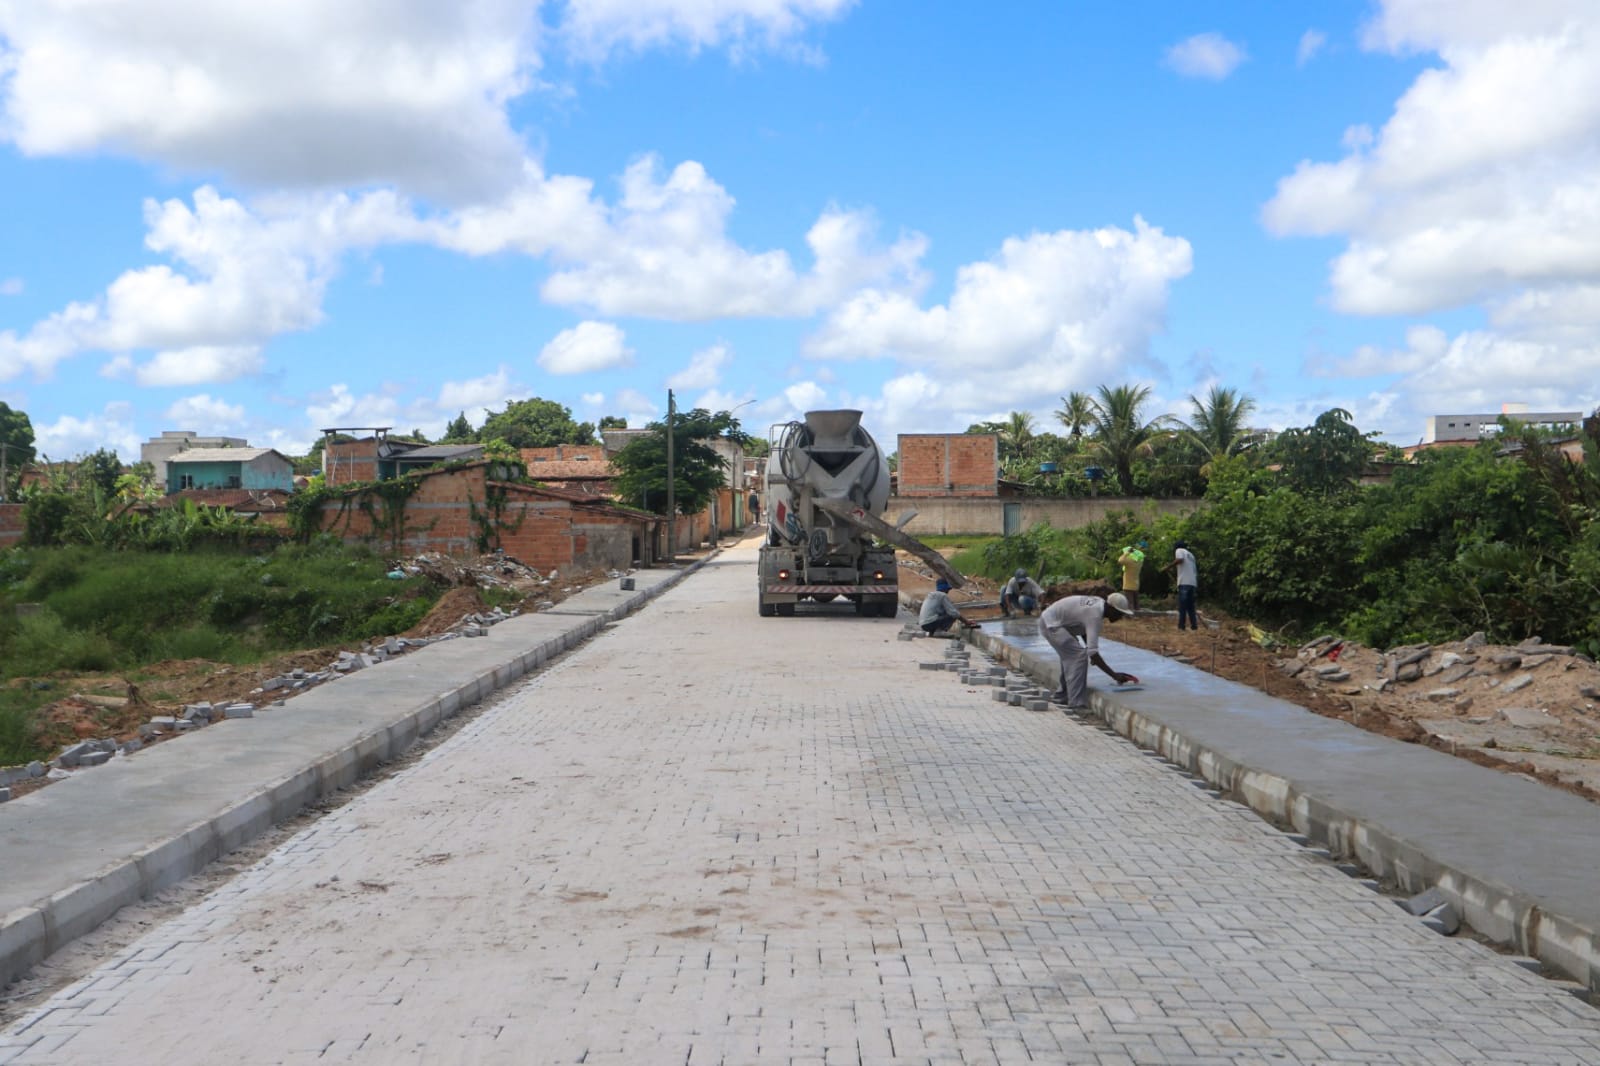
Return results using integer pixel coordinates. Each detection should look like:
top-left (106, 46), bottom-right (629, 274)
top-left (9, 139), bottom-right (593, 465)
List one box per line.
top-left (146, 624), bottom-right (247, 664)
top-left (2, 610), bottom-right (119, 676)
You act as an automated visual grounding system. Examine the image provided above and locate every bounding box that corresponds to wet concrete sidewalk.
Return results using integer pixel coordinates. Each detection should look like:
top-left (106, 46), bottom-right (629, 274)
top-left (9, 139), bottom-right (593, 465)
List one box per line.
top-left (0, 561), bottom-right (705, 989)
top-left (969, 617), bottom-right (1600, 993)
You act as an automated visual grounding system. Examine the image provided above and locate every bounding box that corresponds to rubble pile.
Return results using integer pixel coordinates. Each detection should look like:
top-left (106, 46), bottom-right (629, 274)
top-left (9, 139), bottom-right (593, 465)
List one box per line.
top-left (391, 550), bottom-right (548, 593)
top-left (1277, 631), bottom-right (1600, 792)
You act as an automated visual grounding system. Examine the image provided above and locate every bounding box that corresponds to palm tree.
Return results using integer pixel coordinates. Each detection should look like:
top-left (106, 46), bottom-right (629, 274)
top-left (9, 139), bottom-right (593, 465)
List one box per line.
top-left (998, 411), bottom-right (1036, 461)
top-left (1181, 385), bottom-right (1259, 473)
top-left (1055, 391), bottom-right (1095, 440)
top-left (1086, 384), bottom-right (1175, 494)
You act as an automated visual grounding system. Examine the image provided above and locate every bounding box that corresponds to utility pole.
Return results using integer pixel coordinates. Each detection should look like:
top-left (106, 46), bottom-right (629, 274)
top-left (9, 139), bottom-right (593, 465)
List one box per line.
top-left (0, 441), bottom-right (8, 503)
top-left (665, 389), bottom-right (676, 562)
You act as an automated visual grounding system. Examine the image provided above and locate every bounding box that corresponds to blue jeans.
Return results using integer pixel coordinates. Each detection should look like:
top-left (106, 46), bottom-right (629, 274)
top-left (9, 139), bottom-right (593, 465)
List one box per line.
top-left (1177, 584), bottom-right (1198, 629)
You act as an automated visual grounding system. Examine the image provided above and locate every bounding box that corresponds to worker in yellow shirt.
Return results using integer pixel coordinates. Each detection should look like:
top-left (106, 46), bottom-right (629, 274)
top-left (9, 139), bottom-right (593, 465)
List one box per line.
top-left (1116, 541), bottom-right (1146, 610)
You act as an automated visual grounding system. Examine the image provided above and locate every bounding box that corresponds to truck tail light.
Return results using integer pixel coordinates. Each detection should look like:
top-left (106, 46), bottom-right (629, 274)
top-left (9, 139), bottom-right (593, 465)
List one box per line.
top-left (872, 570), bottom-right (885, 580)
top-left (777, 569), bottom-right (791, 580)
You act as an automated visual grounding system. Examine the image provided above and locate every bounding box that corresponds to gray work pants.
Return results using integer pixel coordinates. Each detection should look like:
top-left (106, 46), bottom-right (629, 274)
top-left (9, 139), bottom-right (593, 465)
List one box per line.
top-left (1040, 620), bottom-right (1089, 707)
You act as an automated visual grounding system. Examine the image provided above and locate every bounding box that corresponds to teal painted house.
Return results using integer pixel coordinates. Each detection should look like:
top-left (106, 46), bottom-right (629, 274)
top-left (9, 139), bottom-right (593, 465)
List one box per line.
top-left (166, 447), bottom-right (294, 494)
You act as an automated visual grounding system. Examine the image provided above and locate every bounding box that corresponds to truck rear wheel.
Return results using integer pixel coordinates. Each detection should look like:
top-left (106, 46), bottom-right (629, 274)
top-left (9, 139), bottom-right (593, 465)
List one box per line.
top-left (759, 600), bottom-right (776, 617)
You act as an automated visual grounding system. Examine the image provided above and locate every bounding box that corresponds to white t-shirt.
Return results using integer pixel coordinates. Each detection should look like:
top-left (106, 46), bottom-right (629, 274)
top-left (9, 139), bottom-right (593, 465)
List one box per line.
top-left (1003, 576), bottom-right (1043, 599)
top-left (1039, 595), bottom-right (1105, 656)
top-left (1174, 548), bottom-right (1197, 588)
top-left (919, 589), bottom-right (958, 626)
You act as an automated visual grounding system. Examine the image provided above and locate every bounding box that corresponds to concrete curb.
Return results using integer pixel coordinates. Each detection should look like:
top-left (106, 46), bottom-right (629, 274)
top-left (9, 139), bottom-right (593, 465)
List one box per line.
top-left (0, 554), bottom-right (712, 990)
top-left (964, 626), bottom-right (1600, 993)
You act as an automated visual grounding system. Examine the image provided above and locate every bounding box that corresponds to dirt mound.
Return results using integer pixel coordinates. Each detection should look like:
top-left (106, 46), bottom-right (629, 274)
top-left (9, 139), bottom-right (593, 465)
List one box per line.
top-left (1042, 579), bottom-right (1116, 603)
top-left (404, 587), bottom-right (488, 638)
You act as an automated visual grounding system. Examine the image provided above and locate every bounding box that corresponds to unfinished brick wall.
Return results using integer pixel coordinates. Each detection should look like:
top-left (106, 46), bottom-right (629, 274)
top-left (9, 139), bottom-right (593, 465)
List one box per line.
top-left (324, 439), bottom-right (380, 486)
top-left (318, 465), bottom-right (657, 573)
top-left (0, 503), bottom-right (23, 548)
top-left (520, 445), bottom-right (607, 464)
top-left (896, 434), bottom-right (997, 497)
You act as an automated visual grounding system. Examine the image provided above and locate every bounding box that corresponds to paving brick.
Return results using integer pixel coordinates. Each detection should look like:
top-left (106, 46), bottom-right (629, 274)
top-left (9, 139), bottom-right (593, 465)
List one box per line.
top-left (5, 546), bottom-right (1600, 1064)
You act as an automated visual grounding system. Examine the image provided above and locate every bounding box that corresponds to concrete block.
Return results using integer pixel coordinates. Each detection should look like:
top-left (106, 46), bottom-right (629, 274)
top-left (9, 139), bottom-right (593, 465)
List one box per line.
top-left (1501, 673), bottom-right (1534, 694)
top-left (149, 716), bottom-right (179, 729)
top-left (56, 742), bottom-right (93, 768)
top-left (1007, 691), bottom-right (1025, 706)
top-left (262, 676), bottom-right (289, 692)
top-left (0, 786), bottom-right (10, 802)
top-left (1402, 886), bottom-right (1448, 916)
top-left (1498, 706), bottom-right (1555, 729)
top-left (991, 688), bottom-right (1010, 702)
top-left (1025, 699), bottom-right (1050, 711)
top-left (1422, 902), bottom-right (1461, 935)
top-left (27, 760), bottom-right (45, 778)
top-left (77, 750), bottom-right (112, 767)
top-left (224, 705), bottom-right (254, 719)
top-left (1424, 688), bottom-right (1461, 702)
top-left (918, 661), bottom-right (943, 670)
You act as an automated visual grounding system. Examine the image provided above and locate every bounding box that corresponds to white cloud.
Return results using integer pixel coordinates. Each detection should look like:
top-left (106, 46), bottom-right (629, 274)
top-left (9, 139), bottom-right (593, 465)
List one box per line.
top-left (1297, 29), bottom-right (1328, 65)
top-left (580, 391), bottom-right (606, 406)
top-left (1261, 1), bottom-right (1600, 437)
top-left (0, 0), bottom-right (538, 201)
top-left (559, 0), bottom-right (854, 62)
top-left (1264, 5), bottom-right (1600, 315)
top-left (537, 156), bottom-right (927, 319)
top-left (305, 383), bottom-right (402, 431)
top-left (134, 346), bottom-right (265, 387)
top-left (32, 402), bottom-right (140, 461)
top-left (537, 320), bottom-right (634, 374)
top-left (805, 218), bottom-right (1192, 413)
top-left (666, 342), bottom-right (732, 389)
top-left (0, 278), bottom-right (21, 296)
top-left (1164, 33), bottom-right (1247, 80)
top-left (0, 186), bottom-right (343, 382)
top-left (163, 393), bottom-right (246, 428)
top-left (782, 381), bottom-right (827, 413)
top-left (438, 366), bottom-right (522, 415)
top-left (611, 387), bottom-right (658, 425)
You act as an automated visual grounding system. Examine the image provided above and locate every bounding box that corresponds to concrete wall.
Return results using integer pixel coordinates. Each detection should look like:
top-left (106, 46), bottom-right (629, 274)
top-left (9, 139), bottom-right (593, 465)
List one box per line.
top-left (140, 432), bottom-right (247, 484)
top-left (884, 495), bottom-right (1204, 535)
top-left (897, 434), bottom-right (998, 497)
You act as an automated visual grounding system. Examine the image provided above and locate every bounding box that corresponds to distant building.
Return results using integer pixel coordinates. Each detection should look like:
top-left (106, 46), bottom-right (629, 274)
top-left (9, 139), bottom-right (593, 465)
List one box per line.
top-left (322, 434), bottom-right (483, 486)
top-left (1422, 408), bottom-right (1580, 444)
top-left (166, 448), bottom-right (294, 494)
top-left (140, 430), bottom-right (249, 484)
top-left (895, 433), bottom-right (998, 497)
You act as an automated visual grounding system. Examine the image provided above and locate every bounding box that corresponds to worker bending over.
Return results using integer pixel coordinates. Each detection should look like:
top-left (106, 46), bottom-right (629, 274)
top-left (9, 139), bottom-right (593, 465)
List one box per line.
top-left (1038, 592), bottom-right (1137, 709)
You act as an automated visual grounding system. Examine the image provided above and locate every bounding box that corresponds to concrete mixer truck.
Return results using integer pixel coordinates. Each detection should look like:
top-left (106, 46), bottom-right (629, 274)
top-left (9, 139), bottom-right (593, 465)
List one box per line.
top-left (758, 410), bottom-right (964, 617)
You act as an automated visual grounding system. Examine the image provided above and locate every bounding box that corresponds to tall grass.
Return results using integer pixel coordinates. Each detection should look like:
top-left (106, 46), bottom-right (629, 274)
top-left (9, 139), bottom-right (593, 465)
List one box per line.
top-left (0, 542), bottom-right (439, 682)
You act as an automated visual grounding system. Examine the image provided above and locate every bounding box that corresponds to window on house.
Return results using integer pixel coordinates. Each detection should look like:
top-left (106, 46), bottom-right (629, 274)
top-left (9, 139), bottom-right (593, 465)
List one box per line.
top-left (226, 475), bottom-right (241, 488)
top-left (179, 474), bottom-right (194, 489)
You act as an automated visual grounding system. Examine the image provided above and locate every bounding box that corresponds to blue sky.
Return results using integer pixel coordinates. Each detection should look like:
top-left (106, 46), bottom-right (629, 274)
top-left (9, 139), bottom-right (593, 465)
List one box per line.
top-left (3, 0), bottom-right (1598, 461)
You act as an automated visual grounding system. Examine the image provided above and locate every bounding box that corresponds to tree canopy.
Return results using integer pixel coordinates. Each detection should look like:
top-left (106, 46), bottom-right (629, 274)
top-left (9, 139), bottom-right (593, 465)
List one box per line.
top-left (1, 401), bottom-right (36, 499)
top-left (611, 408), bottom-right (744, 515)
top-left (1085, 384), bottom-right (1175, 495)
top-left (479, 398), bottom-right (595, 449)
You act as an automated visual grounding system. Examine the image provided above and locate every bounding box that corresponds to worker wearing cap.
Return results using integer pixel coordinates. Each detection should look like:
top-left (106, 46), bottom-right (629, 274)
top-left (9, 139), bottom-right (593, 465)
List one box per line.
top-left (919, 579), bottom-right (982, 637)
top-left (1038, 592), bottom-right (1137, 709)
top-left (1116, 541), bottom-right (1147, 610)
top-left (1000, 569), bottom-right (1045, 617)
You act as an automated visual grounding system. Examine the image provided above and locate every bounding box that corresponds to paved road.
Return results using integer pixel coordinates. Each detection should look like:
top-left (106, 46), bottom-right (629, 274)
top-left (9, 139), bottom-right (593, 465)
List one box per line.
top-left (4, 546), bottom-right (1600, 1065)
